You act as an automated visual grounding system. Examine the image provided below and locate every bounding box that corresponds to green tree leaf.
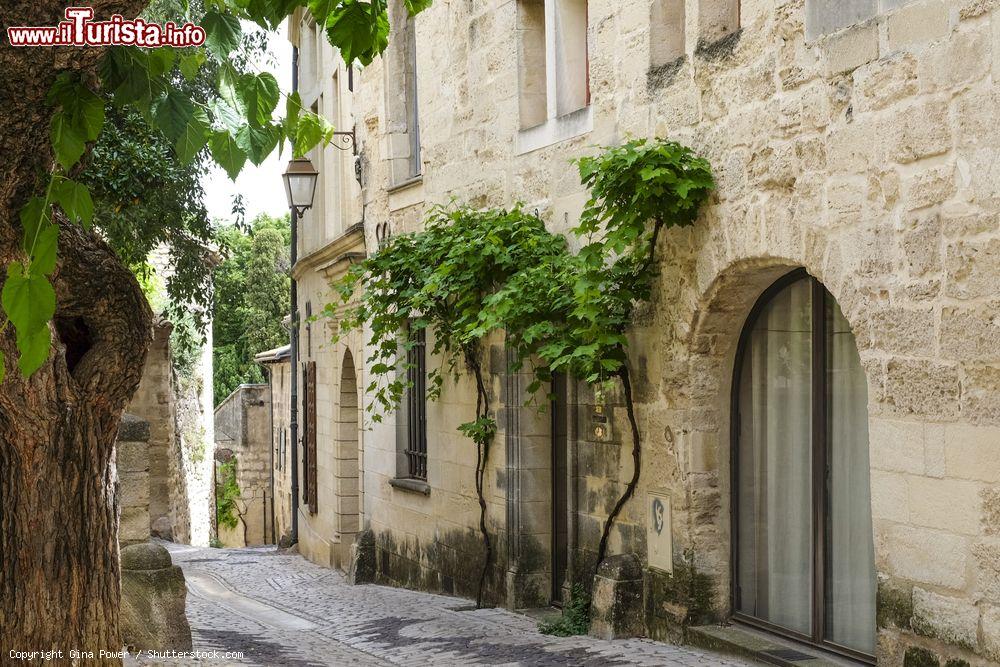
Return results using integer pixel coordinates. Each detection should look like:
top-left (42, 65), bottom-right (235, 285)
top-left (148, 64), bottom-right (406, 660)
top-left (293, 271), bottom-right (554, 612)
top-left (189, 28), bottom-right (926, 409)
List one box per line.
top-left (405, 0), bottom-right (432, 15)
top-left (237, 72), bottom-right (280, 128)
top-left (29, 224), bottom-right (59, 276)
top-left (179, 52), bottom-right (206, 81)
top-left (16, 326), bottom-right (51, 378)
top-left (19, 197), bottom-right (51, 248)
top-left (210, 130), bottom-right (248, 179)
top-left (284, 91), bottom-right (303, 145)
top-left (326, 0), bottom-right (390, 67)
top-left (2, 262), bottom-right (56, 335)
top-left (203, 11), bottom-right (243, 58)
top-left (236, 122), bottom-right (281, 166)
top-left (50, 113), bottom-right (86, 171)
top-left (51, 178), bottom-right (94, 227)
top-left (175, 111), bottom-right (210, 164)
top-left (293, 111), bottom-right (334, 158)
top-left (153, 88), bottom-right (196, 142)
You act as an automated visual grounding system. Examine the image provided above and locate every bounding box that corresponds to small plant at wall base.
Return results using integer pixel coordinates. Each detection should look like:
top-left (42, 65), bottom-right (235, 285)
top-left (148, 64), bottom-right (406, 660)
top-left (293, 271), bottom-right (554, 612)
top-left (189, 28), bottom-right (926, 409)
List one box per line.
top-left (539, 584), bottom-right (592, 636)
top-left (328, 139), bottom-right (713, 606)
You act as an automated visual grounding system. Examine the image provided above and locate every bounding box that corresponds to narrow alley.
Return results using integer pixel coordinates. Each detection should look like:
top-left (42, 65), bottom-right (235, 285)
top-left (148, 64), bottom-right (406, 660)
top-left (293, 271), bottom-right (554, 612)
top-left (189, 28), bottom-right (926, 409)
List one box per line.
top-left (128, 544), bottom-right (752, 667)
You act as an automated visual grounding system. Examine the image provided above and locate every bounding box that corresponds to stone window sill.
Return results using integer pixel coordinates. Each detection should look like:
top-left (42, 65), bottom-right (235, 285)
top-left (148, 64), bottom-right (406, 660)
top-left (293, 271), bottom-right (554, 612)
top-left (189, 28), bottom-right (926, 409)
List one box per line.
top-left (389, 477), bottom-right (430, 496)
top-left (387, 174), bottom-right (423, 194)
top-left (516, 106), bottom-right (593, 155)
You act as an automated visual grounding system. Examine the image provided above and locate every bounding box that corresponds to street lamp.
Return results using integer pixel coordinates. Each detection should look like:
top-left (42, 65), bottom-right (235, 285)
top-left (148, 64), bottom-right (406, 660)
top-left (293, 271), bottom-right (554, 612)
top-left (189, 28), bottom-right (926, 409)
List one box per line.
top-left (282, 155), bottom-right (318, 548)
top-left (282, 157), bottom-right (319, 215)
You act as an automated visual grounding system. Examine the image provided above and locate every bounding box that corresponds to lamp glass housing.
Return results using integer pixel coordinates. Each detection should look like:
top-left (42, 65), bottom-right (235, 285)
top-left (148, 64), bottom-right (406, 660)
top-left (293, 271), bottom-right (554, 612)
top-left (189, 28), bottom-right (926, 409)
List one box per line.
top-left (282, 157), bottom-right (319, 212)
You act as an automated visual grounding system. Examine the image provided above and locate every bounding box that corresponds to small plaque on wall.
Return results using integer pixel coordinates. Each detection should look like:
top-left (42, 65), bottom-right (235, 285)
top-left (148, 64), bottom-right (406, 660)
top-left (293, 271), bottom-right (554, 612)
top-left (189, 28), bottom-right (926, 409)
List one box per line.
top-left (647, 492), bottom-right (673, 573)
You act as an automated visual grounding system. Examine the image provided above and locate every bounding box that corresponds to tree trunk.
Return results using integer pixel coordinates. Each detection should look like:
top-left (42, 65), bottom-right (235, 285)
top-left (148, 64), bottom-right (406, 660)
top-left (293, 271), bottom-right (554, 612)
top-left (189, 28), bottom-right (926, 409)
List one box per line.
top-left (1, 1), bottom-right (151, 660)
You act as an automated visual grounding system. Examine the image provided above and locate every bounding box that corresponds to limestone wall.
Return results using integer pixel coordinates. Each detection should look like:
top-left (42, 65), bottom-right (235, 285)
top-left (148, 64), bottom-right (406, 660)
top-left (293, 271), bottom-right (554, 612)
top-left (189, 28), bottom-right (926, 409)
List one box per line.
top-left (126, 317), bottom-right (213, 545)
top-left (329, 0), bottom-right (1000, 664)
top-left (214, 384), bottom-right (274, 546)
top-left (118, 415), bottom-right (152, 547)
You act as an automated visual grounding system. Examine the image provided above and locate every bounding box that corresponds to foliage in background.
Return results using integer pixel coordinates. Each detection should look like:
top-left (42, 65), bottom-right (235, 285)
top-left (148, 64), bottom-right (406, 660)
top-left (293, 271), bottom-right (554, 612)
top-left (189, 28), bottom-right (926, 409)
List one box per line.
top-left (538, 584), bottom-right (591, 636)
top-left (213, 213), bottom-right (291, 405)
top-left (0, 0), bottom-right (432, 381)
top-left (329, 139), bottom-right (714, 598)
top-left (215, 458), bottom-right (241, 531)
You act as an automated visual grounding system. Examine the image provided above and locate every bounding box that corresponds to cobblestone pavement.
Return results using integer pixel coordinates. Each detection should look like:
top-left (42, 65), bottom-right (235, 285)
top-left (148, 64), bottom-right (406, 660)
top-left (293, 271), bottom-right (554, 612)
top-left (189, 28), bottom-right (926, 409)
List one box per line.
top-left (132, 543), bottom-right (752, 667)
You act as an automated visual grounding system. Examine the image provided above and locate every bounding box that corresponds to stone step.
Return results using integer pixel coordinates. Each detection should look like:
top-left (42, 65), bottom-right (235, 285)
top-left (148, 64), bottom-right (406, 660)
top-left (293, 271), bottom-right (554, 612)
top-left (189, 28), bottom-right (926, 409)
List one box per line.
top-left (688, 623), bottom-right (864, 667)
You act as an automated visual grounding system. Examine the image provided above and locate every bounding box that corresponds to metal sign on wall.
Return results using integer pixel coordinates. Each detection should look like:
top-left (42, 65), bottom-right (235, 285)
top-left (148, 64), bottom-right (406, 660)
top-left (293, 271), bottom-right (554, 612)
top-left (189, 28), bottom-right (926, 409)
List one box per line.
top-left (647, 491), bottom-right (673, 573)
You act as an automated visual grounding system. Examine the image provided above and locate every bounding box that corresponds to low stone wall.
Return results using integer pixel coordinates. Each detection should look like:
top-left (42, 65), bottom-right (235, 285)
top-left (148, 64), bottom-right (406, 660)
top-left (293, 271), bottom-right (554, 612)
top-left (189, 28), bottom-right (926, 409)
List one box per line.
top-left (119, 415), bottom-right (151, 547)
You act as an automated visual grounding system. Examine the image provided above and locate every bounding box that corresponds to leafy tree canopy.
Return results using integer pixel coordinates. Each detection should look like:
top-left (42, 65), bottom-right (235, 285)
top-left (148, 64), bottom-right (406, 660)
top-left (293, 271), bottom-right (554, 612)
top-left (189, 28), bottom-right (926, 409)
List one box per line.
top-left (213, 212), bottom-right (290, 405)
top-left (0, 0), bottom-right (431, 382)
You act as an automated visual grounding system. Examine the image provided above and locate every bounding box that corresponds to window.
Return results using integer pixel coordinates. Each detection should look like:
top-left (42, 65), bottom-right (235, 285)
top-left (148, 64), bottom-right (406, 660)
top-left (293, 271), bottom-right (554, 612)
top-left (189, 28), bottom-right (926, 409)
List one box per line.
top-left (733, 270), bottom-right (875, 661)
top-left (650, 0), bottom-right (685, 67)
top-left (385, 1), bottom-right (421, 185)
top-left (517, 0), bottom-right (589, 129)
top-left (699, 0), bottom-right (739, 45)
top-left (302, 361), bottom-right (318, 513)
top-left (402, 326), bottom-right (427, 480)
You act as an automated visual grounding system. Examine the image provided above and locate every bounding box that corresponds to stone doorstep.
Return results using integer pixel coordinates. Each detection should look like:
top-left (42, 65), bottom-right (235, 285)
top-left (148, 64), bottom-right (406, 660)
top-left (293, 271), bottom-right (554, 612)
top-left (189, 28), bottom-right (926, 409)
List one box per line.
top-left (688, 623), bottom-right (864, 667)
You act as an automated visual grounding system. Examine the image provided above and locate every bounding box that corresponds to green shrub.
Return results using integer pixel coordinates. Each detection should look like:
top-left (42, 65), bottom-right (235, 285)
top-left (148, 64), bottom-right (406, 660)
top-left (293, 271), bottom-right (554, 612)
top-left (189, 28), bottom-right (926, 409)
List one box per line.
top-left (539, 584), bottom-right (591, 636)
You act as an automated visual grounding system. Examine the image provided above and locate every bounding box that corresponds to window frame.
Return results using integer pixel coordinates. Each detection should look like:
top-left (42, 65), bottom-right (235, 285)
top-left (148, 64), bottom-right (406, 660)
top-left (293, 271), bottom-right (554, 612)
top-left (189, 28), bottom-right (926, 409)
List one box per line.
top-left (729, 268), bottom-right (875, 665)
top-left (403, 326), bottom-right (428, 481)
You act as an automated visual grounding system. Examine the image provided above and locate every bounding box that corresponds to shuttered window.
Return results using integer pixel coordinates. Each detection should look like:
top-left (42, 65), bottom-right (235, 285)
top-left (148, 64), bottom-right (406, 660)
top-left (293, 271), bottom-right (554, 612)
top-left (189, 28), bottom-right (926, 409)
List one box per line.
top-left (307, 361), bottom-right (318, 514)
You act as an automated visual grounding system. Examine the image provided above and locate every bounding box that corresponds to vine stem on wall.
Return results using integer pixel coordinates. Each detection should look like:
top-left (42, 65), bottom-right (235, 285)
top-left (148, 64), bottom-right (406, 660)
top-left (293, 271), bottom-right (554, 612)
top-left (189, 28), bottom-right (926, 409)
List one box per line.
top-left (468, 353), bottom-right (494, 608)
top-left (595, 364), bottom-right (642, 572)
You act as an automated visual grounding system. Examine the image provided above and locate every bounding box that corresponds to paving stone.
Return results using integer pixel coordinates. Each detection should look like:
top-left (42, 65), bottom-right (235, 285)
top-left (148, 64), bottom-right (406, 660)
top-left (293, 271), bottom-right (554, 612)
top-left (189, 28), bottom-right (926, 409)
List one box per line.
top-left (130, 543), bottom-right (752, 667)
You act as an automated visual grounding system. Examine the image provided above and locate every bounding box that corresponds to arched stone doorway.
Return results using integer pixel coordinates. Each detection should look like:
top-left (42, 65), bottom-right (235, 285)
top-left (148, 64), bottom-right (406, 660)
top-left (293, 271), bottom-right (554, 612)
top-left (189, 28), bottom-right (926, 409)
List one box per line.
top-left (731, 269), bottom-right (875, 659)
top-left (334, 348), bottom-right (361, 563)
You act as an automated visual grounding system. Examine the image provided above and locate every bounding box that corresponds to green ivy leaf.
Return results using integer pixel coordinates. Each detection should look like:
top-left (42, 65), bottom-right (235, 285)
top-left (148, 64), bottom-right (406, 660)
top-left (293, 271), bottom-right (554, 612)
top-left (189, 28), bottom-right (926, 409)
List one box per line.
top-left (153, 88), bottom-right (196, 142)
top-left (51, 178), bottom-right (94, 227)
top-left (175, 110), bottom-right (210, 164)
top-left (237, 72), bottom-right (280, 128)
top-left (50, 113), bottom-right (86, 171)
top-left (209, 130), bottom-right (248, 179)
top-left (294, 111), bottom-right (334, 158)
top-left (2, 262), bottom-right (56, 335)
top-left (203, 11), bottom-right (243, 59)
top-left (16, 326), bottom-right (51, 378)
top-left (326, 0), bottom-right (390, 67)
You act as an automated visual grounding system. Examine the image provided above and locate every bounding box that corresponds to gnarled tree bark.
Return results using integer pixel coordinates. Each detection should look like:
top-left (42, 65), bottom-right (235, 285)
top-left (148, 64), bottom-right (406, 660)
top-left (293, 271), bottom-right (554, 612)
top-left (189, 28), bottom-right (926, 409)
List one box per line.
top-left (1, 1), bottom-right (151, 661)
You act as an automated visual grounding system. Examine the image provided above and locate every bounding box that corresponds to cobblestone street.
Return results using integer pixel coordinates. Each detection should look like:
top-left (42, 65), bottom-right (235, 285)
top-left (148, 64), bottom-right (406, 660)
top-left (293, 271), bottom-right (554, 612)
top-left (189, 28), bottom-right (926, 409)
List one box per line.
top-left (137, 543), bottom-right (752, 666)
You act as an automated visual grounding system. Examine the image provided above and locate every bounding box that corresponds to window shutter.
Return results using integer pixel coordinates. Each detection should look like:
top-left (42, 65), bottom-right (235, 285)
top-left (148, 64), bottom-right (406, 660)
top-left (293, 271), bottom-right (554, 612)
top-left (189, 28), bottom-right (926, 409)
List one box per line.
top-left (307, 361), bottom-right (318, 514)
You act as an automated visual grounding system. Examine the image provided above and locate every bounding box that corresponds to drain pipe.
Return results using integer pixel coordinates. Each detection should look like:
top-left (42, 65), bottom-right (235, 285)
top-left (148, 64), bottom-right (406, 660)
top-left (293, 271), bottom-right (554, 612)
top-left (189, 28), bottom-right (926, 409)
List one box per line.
top-left (289, 43), bottom-right (300, 545)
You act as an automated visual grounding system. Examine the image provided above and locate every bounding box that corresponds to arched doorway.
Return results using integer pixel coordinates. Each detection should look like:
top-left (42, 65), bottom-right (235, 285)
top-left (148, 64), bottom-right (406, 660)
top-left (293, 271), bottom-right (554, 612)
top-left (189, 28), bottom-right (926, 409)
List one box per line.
top-left (336, 349), bottom-right (360, 539)
top-left (732, 269), bottom-right (876, 661)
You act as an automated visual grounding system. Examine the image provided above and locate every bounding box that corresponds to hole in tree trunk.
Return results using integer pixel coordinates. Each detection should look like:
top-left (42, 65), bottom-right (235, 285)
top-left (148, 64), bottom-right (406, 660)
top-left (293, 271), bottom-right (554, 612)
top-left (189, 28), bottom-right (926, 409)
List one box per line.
top-left (54, 316), bottom-right (93, 373)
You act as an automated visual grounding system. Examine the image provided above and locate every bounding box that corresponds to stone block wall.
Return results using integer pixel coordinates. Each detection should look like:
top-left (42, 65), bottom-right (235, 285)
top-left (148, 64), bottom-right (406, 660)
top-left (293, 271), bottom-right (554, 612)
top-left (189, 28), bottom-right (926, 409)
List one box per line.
top-left (119, 415), bottom-right (152, 547)
top-left (286, 0), bottom-right (1000, 663)
top-left (214, 384), bottom-right (274, 546)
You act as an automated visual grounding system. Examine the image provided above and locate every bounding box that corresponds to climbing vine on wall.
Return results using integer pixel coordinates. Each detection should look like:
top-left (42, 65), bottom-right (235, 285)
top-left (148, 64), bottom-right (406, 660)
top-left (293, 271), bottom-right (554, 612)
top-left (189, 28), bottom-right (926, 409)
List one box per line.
top-left (328, 139), bottom-right (714, 605)
top-left (216, 458), bottom-right (241, 531)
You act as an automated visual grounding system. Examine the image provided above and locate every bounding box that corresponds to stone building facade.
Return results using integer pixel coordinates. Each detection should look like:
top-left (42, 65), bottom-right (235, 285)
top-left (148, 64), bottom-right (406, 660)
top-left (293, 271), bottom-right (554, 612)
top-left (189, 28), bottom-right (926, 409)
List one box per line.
top-left (275, 1), bottom-right (1000, 664)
